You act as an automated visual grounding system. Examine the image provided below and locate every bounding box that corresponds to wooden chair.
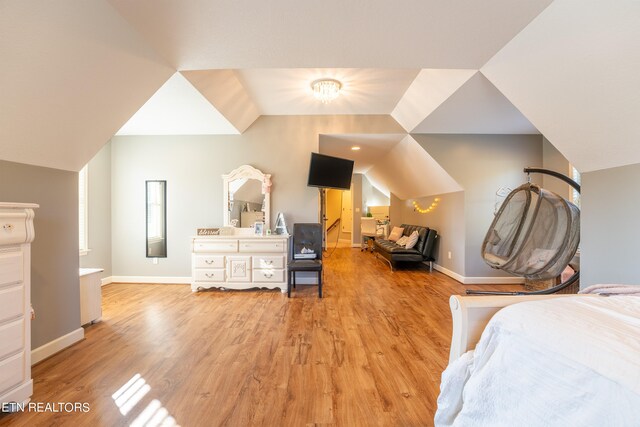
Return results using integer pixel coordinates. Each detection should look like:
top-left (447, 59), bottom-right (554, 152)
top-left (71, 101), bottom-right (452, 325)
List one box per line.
top-left (287, 223), bottom-right (323, 298)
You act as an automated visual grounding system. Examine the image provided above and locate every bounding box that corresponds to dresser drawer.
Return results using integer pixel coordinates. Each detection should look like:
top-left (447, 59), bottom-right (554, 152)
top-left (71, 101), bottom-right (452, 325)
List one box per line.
top-left (0, 213), bottom-right (28, 246)
top-left (194, 255), bottom-right (225, 269)
top-left (193, 240), bottom-right (238, 253)
top-left (252, 269), bottom-right (285, 283)
top-left (0, 319), bottom-right (23, 359)
top-left (0, 285), bottom-right (23, 324)
top-left (239, 240), bottom-right (285, 253)
top-left (0, 351), bottom-right (25, 396)
top-left (0, 251), bottom-right (23, 288)
top-left (194, 269), bottom-right (225, 282)
top-left (252, 255), bottom-right (285, 269)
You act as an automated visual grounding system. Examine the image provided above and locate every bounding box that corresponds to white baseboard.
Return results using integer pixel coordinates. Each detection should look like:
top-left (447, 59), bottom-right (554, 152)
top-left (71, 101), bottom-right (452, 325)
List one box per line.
top-left (101, 276), bottom-right (113, 286)
top-left (110, 276), bottom-right (191, 284)
top-left (32, 327), bottom-right (84, 365)
top-left (433, 264), bottom-right (465, 283)
top-left (433, 264), bottom-right (524, 285)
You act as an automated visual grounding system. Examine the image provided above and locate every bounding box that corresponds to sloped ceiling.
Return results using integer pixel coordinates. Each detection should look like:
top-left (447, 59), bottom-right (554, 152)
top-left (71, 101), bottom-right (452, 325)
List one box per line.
top-left (117, 73), bottom-right (239, 135)
top-left (319, 134), bottom-right (406, 174)
top-left (412, 73), bottom-right (538, 134)
top-left (107, 0), bottom-right (553, 69)
top-left (181, 69), bottom-right (260, 133)
top-left (0, 0), bottom-right (174, 171)
top-left (482, 1), bottom-right (640, 172)
top-left (391, 69), bottom-right (476, 132)
top-left (366, 136), bottom-right (463, 200)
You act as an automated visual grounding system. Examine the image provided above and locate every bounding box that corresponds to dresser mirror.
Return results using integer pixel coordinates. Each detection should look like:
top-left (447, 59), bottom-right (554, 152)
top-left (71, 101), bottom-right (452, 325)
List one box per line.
top-left (223, 165), bottom-right (271, 229)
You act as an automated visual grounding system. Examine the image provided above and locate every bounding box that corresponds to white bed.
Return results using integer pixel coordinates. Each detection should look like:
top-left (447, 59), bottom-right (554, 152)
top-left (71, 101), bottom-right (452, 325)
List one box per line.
top-left (436, 294), bottom-right (640, 426)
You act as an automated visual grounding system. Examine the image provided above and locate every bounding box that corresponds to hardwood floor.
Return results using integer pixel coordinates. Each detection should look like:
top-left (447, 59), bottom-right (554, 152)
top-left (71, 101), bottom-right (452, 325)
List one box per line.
top-left (1, 249), bottom-right (522, 427)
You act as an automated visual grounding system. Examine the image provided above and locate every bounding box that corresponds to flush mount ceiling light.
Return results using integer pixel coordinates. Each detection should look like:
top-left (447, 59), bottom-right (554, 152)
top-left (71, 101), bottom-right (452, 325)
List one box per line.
top-left (351, 146), bottom-right (361, 151)
top-left (311, 78), bottom-right (342, 103)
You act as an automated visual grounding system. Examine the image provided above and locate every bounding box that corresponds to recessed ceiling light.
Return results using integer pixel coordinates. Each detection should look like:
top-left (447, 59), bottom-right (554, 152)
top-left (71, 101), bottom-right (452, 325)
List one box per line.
top-left (351, 146), bottom-right (361, 151)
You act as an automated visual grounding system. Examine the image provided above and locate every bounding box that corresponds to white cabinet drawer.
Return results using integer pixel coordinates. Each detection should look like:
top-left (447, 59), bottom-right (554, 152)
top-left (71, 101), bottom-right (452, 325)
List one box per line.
top-left (193, 240), bottom-right (238, 253)
top-left (194, 269), bottom-right (225, 282)
top-left (239, 240), bottom-right (285, 253)
top-left (194, 255), bottom-right (225, 269)
top-left (0, 251), bottom-right (22, 288)
top-left (0, 351), bottom-right (25, 396)
top-left (226, 256), bottom-right (252, 282)
top-left (0, 319), bottom-right (23, 359)
top-left (252, 269), bottom-right (285, 283)
top-left (0, 285), bottom-right (23, 324)
top-left (252, 256), bottom-right (285, 269)
top-left (0, 213), bottom-right (28, 246)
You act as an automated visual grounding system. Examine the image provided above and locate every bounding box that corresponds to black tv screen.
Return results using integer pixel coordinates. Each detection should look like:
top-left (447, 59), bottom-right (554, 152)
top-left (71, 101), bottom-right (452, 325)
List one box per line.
top-left (307, 153), bottom-right (354, 190)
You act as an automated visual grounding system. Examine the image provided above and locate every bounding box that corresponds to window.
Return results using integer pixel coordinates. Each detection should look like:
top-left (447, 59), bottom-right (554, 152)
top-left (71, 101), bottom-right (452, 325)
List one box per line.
top-left (79, 165), bottom-right (89, 256)
top-left (570, 165), bottom-right (581, 208)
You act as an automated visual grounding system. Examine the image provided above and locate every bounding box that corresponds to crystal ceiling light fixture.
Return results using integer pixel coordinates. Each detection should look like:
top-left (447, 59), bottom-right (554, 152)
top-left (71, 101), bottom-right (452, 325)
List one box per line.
top-left (311, 78), bottom-right (342, 103)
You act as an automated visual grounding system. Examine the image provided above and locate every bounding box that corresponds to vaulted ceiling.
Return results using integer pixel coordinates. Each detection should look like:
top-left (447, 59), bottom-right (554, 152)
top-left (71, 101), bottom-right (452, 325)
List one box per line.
top-left (1, 0), bottom-right (639, 179)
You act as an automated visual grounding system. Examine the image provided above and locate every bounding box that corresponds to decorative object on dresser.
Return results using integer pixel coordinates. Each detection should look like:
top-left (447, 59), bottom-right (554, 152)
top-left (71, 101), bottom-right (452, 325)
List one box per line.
top-left (0, 202), bottom-right (38, 407)
top-left (223, 165), bottom-right (271, 229)
top-left (254, 221), bottom-right (264, 236)
top-left (274, 212), bottom-right (288, 235)
top-left (191, 228), bottom-right (288, 292)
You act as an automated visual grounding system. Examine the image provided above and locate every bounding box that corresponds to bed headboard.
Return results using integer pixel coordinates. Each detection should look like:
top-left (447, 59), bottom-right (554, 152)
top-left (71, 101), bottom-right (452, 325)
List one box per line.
top-left (448, 294), bottom-right (587, 363)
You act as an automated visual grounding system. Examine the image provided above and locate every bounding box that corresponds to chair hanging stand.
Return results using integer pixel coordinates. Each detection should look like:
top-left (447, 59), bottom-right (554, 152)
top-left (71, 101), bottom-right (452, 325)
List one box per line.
top-left (467, 167), bottom-right (581, 296)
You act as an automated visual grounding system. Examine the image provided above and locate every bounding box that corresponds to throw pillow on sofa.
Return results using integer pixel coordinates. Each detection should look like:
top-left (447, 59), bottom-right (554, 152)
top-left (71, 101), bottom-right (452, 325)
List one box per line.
top-left (388, 227), bottom-right (404, 242)
top-left (405, 230), bottom-right (419, 249)
top-left (396, 236), bottom-right (409, 246)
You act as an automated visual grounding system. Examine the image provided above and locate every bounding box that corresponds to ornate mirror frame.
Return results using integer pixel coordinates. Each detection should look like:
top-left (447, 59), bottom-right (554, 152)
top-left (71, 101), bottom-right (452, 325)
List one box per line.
top-left (222, 165), bottom-right (272, 229)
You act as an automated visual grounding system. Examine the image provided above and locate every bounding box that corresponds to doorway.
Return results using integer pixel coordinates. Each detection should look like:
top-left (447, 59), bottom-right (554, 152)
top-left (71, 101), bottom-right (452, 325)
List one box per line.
top-left (325, 186), bottom-right (353, 248)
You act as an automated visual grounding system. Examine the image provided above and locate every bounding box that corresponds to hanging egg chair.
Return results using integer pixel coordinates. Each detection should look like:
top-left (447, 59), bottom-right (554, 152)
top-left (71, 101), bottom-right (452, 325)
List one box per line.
top-left (468, 168), bottom-right (580, 295)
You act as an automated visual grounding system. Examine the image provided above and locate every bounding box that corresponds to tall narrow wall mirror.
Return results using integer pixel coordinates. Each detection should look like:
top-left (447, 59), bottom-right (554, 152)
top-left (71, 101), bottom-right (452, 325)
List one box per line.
top-left (146, 180), bottom-right (167, 258)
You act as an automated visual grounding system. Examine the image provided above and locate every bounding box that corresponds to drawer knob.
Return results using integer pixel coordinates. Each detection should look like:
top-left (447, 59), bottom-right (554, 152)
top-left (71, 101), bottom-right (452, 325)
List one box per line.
top-left (3, 224), bottom-right (14, 232)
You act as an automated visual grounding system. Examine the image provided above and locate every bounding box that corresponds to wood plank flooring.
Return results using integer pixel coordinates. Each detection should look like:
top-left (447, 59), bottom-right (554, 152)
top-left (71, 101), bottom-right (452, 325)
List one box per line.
top-left (1, 249), bottom-right (523, 427)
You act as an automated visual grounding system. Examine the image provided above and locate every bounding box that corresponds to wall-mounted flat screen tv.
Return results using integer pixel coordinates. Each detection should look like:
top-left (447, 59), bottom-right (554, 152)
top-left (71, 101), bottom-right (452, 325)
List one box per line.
top-left (307, 153), bottom-right (354, 190)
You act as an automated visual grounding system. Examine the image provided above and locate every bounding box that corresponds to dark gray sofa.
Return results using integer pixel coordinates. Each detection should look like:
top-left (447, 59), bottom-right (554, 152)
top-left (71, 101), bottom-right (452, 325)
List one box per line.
top-left (374, 224), bottom-right (438, 271)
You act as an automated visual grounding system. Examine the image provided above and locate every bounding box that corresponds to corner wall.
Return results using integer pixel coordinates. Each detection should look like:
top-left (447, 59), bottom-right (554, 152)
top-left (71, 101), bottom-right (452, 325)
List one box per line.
top-left (0, 160), bottom-right (80, 349)
top-left (393, 134), bottom-right (543, 280)
top-left (580, 163), bottom-right (640, 288)
top-left (80, 142), bottom-right (112, 281)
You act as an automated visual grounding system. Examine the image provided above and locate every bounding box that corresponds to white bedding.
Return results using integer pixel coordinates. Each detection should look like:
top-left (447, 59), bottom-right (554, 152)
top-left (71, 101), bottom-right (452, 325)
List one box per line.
top-left (435, 296), bottom-right (640, 426)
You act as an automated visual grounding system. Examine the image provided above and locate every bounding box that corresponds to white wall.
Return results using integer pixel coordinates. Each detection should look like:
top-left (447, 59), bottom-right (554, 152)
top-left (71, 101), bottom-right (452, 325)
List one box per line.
top-left (362, 174), bottom-right (390, 211)
top-left (109, 115), bottom-right (403, 277)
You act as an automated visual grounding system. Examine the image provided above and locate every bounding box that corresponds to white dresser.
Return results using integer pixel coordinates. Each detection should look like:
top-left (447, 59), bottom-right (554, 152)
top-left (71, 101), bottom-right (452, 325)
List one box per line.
top-left (191, 233), bottom-right (289, 292)
top-left (0, 202), bottom-right (37, 406)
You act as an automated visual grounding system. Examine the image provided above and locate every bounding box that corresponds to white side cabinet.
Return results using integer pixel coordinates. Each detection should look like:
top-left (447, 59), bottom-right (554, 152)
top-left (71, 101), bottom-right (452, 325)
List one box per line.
top-left (0, 202), bottom-right (37, 406)
top-left (191, 234), bottom-right (289, 292)
top-left (79, 268), bottom-right (104, 325)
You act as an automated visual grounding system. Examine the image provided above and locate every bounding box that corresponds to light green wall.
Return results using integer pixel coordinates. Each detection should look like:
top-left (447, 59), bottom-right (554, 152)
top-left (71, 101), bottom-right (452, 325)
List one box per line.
top-left (403, 134), bottom-right (544, 278)
top-left (109, 115), bottom-right (403, 277)
top-left (581, 163), bottom-right (640, 288)
top-left (0, 160), bottom-right (80, 348)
